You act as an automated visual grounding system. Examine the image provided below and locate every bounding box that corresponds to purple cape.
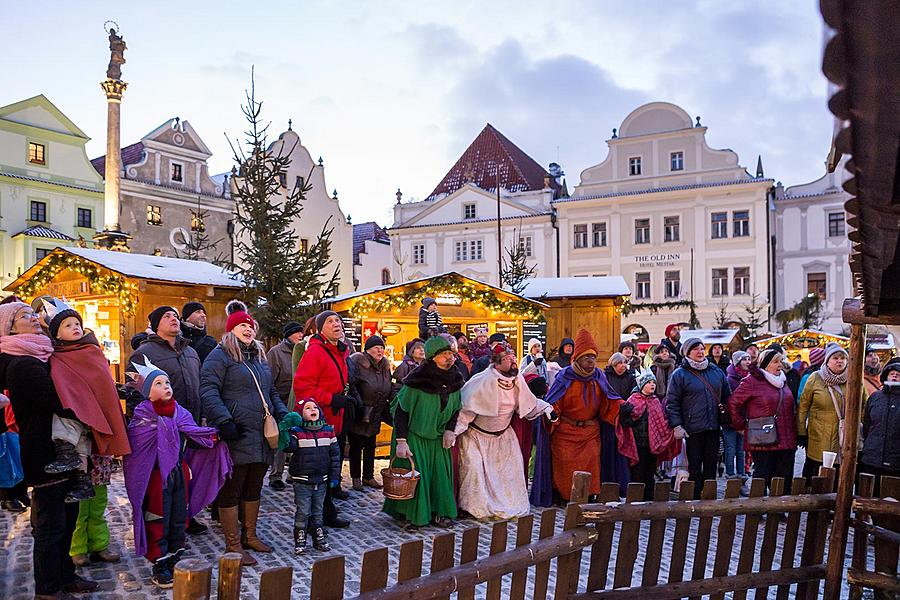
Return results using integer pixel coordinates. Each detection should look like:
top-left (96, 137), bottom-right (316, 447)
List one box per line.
top-left (124, 400), bottom-right (232, 556)
top-left (530, 366), bottom-right (631, 506)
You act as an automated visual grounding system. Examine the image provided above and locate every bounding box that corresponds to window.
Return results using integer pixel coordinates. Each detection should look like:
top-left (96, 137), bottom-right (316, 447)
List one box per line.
top-left (664, 216), bottom-right (680, 242)
top-left (463, 203), bottom-right (477, 220)
top-left (573, 224), bottom-right (588, 249)
top-left (712, 268), bottom-right (729, 297)
top-left (629, 157), bottom-right (642, 176)
top-left (147, 204), bottom-right (162, 226)
top-left (278, 172), bottom-right (287, 187)
top-left (808, 272), bottom-right (827, 300)
top-left (412, 243), bottom-right (425, 265)
top-left (711, 212), bottom-right (728, 239)
top-left (634, 218), bottom-right (650, 244)
top-left (381, 269), bottom-right (391, 285)
top-left (470, 240), bottom-right (483, 261)
top-left (190, 211), bottom-right (205, 232)
top-left (518, 235), bottom-right (533, 258)
top-left (664, 270), bottom-right (681, 298)
top-left (828, 212), bottom-right (846, 237)
top-left (454, 241), bottom-right (468, 262)
top-left (592, 222), bottom-right (607, 247)
top-left (35, 248), bottom-right (52, 261)
top-left (635, 272), bottom-right (651, 300)
top-left (733, 210), bottom-right (750, 237)
top-left (670, 151), bottom-right (684, 171)
top-left (171, 162), bottom-right (183, 182)
top-left (76, 207), bottom-right (92, 228)
top-left (734, 267), bottom-right (750, 295)
top-left (30, 200), bottom-right (47, 222)
top-left (28, 142), bottom-right (46, 165)
top-left (299, 238), bottom-right (309, 253)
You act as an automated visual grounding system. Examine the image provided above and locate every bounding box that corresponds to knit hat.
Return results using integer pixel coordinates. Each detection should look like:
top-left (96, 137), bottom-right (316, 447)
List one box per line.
top-left (881, 358), bottom-right (900, 383)
top-left (665, 323), bottom-right (679, 338)
top-left (766, 343), bottom-right (785, 354)
top-left (681, 337), bottom-right (704, 358)
top-left (808, 347), bottom-right (826, 366)
top-left (422, 297), bottom-right (436, 309)
top-left (453, 331), bottom-right (468, 341)
top-left (282, 320), bottom-right (303, 339)
top-left (618, 340), bottom-right (636, 353)
top-left (181, 301), bottom-right (205, 322)
top-left (405, 338), bottom-right (424, 356)
top-left (0, 301), bottom-right (27, 337)
top-left (491, 342), bottom-right (513, 363)
top-left (731, 350), bottom-right (749, 367)
top-left (315, 310), bottom-right (340, 332)
top-left (524, 373), bottom-right (547, 398)
top-left (226, 310), bottom-right (254, 332)
top-left (424, 335), bottom-right (451, 359)
top-left (823, 341), bottom-right (848, 364)
top-left (636, 371), bottom-right (657, 394)
top-left (608, 352), bottom-right (627, 367)
top-left (298, 398), bottom-right (327, 430)
top-left (572, 328), bottom-right (599, 360)
top-left (364, 335), bottom-right (385, 351)
top-left (489, 332), bottom-right (506, 344)
top-left (758, 348), bottom-right (782, 370)
top-left (528, 338), bottom-right (542, 351)
top-left (149, 305), bottom-right (179, 332)
top-left (474, 327), bottom-right (488, 336)
top-left (130, 331), bottom-right (148, 351)
top-left (129, 356), bottom-right (169, 399)
top-left (45, 298), bottom-right (82, 340)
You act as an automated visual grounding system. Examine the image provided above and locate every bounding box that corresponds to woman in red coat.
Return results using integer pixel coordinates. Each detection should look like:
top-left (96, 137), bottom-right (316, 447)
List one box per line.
top-left (729, 348), bottom-right (798, 493)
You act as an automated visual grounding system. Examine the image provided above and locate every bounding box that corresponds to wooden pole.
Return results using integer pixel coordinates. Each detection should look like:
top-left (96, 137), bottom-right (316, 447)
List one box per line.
top-left (216, 553), bottom-right (243, 600)
top-left (172, 559), bottom-right (212, 600)
top-left (824, 321), bottom-right (866, 600)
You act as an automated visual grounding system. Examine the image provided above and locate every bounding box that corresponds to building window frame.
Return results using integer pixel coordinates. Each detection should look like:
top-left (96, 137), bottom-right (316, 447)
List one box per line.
top-left (454, 240), bottom-right (468, 262)
top-left (470, 239), bottom-right (483, 261)
top-left (664, 270), bottom-right (681, 299)
top-left (664, 215), bottom-right (680, 242)
top-left (712, 268), bottom-right (729, 297)
top-left (733, 210), bottom-right (750, 237)
top-left (670, 151), bottom-right (684, 171)
top-left (463, 203), bottom-right (477, 220)
top-left (170, 161), bottom-right (184, 183)
top-left (299, 238), bottom-right (309, 253)
top-left (27, 141), bottom-right (47, 166)
top-left (412, 243), bottom-right (425, 265)
top-left (30, 199), bottom-right (48, 223)
top-left (734, 266), bottom-right (750, 296)
top-left (711, 212), bottom-right (728, 239)
top-left (518, 235), bottom-right (534, 258)
top-left (35, 247), bottom-right (53, 261)
top-left (592, 222), bottom-right (607, 247)
top-left (76, 207), bottom-right (92, 229)
top-left (828, 211), bottom-right (846, 237)
top-left (381, 269), bottom-right (391, 285)
top-left (190, 210), bottom-right (205, 233)
top-left (573, 224), bottom-right (588, 249)
top-left (628, 156), bottom-right (642, 176)
top-left (807, 271), bottom-right (827, 300)
top-left (147, 204), bottom-right (162, 226)
top-left (635, 272), bottom-right (651, 300)
top-left (634, 218), bottom-right (650, 245)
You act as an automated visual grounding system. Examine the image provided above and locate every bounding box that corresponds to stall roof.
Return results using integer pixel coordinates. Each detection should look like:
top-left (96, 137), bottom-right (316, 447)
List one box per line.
top-left (5, 247), bottom-right (243, 291)
top-left (679, 329), bottom-right (740, 346)
top-left (520, 276), bottom-right (631, 299)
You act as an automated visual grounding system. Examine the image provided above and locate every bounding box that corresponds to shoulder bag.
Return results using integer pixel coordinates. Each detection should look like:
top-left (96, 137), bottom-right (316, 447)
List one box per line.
top-left (244, 363), bottom-right (280, 449)
top-left (686, 368), bottom-right (731, 428)
top-left (746, 387), bottom-right (783, 446)
top-left (826, 383), bottom-right (860, 462)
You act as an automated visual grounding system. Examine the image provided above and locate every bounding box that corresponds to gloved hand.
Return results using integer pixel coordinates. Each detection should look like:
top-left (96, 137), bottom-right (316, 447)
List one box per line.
top-left (442, 430), bottom-right (457, 449)
top-left (796, 434), bottom-right (808, 448)
top-left (395, 439), bottom-right (413, 459)
top-left (330, 479), bottom-right (341, 488)
top-left (330, 393), bottom-right (349, 411)
top-left (673, 425), bottom-right (689, 440)
top-left (619, 402), bottom-right (634, 420)
top-left (548, 410), bottom-right (559, 423)
top-left (534, 357), bottom-right (545, 367)
top-left (218, 421), bottom-right (241, 442)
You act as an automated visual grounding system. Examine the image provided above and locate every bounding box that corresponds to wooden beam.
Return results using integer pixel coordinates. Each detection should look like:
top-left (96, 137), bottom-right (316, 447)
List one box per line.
top-left (579, 493), bottom-right (835, 522)
top-left (824, 321), bottom-right (867, 600)
top-left (851, 496), bottom-right (900, 516)
top-left (846, 568), bottom-right (900, 593)
top-left (850, 517), bottom-right (900, 546)
top-left (842, 297), bottom-right (900, 325)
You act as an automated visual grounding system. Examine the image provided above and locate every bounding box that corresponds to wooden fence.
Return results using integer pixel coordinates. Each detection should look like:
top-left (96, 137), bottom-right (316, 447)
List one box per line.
top-left (849, 473), bottom-right (900, 599)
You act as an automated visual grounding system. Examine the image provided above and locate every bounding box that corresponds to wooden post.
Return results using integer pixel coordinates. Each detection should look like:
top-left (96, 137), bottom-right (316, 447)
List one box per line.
top-left (216, 553), bottom-right (243, 600)
top-left (173, 559), bottom-right (212, 600)
top-left (824, 321), bottom-right (866, 600)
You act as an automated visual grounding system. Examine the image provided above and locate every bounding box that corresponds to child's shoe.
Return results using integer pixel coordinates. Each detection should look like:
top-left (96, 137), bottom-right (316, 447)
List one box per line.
top-left (312, 527), bottom-right (330, 552)
top-left (65, 472), bottom-right (95, 504)
top-left (293, 527), bottom-right (307, 555)
top-left (151, 558), bottom-right (174, 589)
top-left (45, 440), bottom-right (81, 474)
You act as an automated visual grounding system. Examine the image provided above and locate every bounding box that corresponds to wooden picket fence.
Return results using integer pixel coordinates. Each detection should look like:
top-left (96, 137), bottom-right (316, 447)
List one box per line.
top-left (848, 473), bottom-right (900, 599)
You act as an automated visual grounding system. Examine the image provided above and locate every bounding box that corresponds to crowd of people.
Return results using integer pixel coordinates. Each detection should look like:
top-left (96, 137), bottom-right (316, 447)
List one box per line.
top-left (1, 291), bottom-right (899, 598)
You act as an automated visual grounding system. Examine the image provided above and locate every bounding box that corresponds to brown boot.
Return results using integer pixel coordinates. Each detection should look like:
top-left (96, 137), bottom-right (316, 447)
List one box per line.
top-left (219, 505), bottom-right (256, 566)
top-left (240, 500), bottom-right (272, 553)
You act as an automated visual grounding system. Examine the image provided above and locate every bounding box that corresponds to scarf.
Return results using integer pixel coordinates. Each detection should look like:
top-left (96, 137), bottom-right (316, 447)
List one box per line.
top-left (762, 369), bottom-right (786, 389)
top-left (401, 359), bottom-right (465, 395)
top-left (653, 355), bottom-right (675, 370)
top-left (819, 363), bottom-right (848, 386)
top-left (572, 358), bottom-right (594, 379)
top-left (686, 357), bottom-right (709, 371)
top-left (618, 392), bottom-right (681, 464)
top-left (300, 418), bottom-right (327, 431)
top-left (461, 366), bottom-right (539, 418)
top-left (152, 398), bottom-right (176, 417)
top-left (0, 333), bottom-right (53, 362)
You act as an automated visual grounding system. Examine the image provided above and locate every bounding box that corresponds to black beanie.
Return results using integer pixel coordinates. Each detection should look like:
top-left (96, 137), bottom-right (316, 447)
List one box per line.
top-left (49, 309), bottom-right (82, 340)
top-left (182, 301), bottom-right (205, 322)
top-left (149, 305), bottom-right (179, 332)
top-left (527, 376), bottom-right (548, 398)
top-left (283, 321), bottom-right (303, 339)
top-left (489, 332), bottom-right (506, 344)
top-left (364, 335), bottom-right (385, 351)
top-left (315, 310), bottom-right (339, 332)
top-left (758, 348), bottom-right (782, 370)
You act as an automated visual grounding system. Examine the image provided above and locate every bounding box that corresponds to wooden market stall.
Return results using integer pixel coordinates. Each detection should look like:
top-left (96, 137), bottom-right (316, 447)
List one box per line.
top-left (4, 247), bottom-right (245, 381)
top-left (757, 328), bottom-right (850, 362)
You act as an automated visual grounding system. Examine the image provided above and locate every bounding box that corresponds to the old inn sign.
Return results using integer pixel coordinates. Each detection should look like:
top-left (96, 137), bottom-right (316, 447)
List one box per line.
top-left (635, 253), bottom-right (681, 268)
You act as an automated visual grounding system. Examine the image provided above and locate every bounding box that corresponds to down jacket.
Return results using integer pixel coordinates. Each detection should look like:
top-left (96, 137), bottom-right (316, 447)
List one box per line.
top-left (200, 343), bottom-right (287, 465)
top-left (728, 364), bottom-right (797, 452)
top-left (861, 384), bottom-right (900, 470)
top-left (293, 335), bottom-right (350, 433)
top-left (128, 334), bottom-right (202, 422)
top-left (665, 364), bottom-right (731, 434)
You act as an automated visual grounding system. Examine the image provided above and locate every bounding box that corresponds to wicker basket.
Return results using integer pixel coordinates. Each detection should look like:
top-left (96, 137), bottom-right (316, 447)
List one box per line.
top-left (381, 456), bottom-right (420, 500)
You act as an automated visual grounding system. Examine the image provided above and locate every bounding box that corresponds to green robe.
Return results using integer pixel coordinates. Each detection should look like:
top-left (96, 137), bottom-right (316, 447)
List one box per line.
top-left (383, 384), bottom-right (461, 526)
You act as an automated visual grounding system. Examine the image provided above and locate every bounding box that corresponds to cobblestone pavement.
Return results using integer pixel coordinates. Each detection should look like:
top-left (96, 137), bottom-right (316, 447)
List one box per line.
top-left (0, 454), bottom-right (872, 599)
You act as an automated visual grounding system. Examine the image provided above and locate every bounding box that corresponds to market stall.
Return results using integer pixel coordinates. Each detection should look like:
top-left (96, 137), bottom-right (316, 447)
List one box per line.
top-left (4, 247), bottom-right (244, 381)
top-left (756, 328), bottom-right (850, 363)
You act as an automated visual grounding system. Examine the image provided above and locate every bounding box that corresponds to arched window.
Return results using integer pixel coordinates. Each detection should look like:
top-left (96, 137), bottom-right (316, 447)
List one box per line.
top-left (381, 269), bottom-right (391, 285)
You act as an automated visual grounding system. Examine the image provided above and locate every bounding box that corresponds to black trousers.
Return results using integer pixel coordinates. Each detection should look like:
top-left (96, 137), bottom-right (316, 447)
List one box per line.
top-left (629, 445), bottom-right (657, 501)
top-left (216, 462), bottom-right (268, 508)
top-left (31, 481), bottom-right (78, 595)
top-left (685, 430), bottom-right (720, 499)
top-left (348, 433), bottom-right (376, 480)
top-left (752, 448), bottom-right (795, 494)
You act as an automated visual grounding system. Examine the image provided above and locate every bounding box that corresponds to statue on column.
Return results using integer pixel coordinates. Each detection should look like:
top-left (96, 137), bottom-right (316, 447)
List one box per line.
top-left (106, 28), bottom-right (127, 80)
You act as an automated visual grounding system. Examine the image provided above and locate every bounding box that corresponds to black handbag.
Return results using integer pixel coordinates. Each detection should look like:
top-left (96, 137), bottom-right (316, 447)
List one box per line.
top-left (746, 388), bottom-right (783, 446)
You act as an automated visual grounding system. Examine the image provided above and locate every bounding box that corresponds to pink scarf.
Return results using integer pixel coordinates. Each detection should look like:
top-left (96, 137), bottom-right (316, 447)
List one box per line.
top-left (0, 333), bottom-right (54, 362)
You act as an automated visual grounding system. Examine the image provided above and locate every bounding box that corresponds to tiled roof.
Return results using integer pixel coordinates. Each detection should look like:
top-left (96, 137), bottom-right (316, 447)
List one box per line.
top-left (390, 211), bottom-right (551, 231)
top-left (91, 142), bottom-right (145, 178)
top-left (0, 170), bottom-right (102, 194)
top-left (12, 225), bottom-right (74, 241)
top-left (352, 221), bottom-right (390, 265)
top-left (427, 124), bottom-right (557, 200)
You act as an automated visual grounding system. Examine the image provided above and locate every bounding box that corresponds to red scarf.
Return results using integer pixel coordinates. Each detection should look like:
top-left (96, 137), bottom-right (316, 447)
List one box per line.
top-left (152, 398), bottom-right (176, 417)
top-left (618, 392), bottom-right (681, 466)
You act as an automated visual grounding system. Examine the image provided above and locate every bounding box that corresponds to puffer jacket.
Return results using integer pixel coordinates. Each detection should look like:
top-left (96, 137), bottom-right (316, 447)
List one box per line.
top-left (293, 335), bottom-right (350, 433)
top-left (665, 363), bottom-right (731, 434)
top-left (180, 321), bottom-right (217, 364)
top-left (200, 343), bottom-right (287, 465)
top-left (286, 423), bottom-right (341, 484)
top-left (861, 383), bottom-right (900, 470)
top-left (797, 371), bottom-right (868, 462)
top-left (128, 334), bottom-right (202, 422)
top-left (347, 351), bottom-right (393, 438)
top-left (728, 364), bottom-right (797, 452)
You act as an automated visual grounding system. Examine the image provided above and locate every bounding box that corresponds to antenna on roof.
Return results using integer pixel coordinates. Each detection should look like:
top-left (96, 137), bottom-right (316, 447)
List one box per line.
top-left (288, 118), bottom-right (292, 131)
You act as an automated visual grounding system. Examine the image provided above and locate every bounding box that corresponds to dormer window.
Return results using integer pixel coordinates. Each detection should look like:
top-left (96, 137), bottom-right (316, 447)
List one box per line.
top-left (629, 157), bottom-right (642, 176)
top-left (171, 162), bottom-right (183, 183)
top-left (670, 151), bottom-right (684, 171)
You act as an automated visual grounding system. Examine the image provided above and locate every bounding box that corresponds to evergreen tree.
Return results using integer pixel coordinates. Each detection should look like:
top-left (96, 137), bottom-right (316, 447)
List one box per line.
top-left (500, 227), bottom-right (537, 294)
top-left (713, 300), bottom-right (731, 329)
top-left (227, 72), bottom-right (339, 340)
top-left (774, 293), bottom-right (823, 333)
top-left (174, 195), bottom-right (222, 261)
top-left (738, 293), bottom-right (768, 339)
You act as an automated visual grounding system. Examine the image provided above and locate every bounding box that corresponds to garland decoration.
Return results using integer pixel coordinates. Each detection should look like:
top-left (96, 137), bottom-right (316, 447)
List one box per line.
top-left (348, 274), bottom-right (544, 321)
top-left (621, 298), bottom-right (696, 317)
top-left (12, 250), bottom-right (140, 315)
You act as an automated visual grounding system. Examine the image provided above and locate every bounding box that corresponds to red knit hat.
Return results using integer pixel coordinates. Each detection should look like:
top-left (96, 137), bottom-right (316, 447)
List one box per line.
top-left (226, 310), bottom-right (255, 332)
top-left (572, 328), bottom-right (598, 360)
top-left (665, 323), bottom-right (679, 338)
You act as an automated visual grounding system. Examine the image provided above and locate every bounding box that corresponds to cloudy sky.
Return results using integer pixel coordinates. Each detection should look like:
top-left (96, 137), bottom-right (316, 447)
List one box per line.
top-left (4, 1), bottom-right (833, 225)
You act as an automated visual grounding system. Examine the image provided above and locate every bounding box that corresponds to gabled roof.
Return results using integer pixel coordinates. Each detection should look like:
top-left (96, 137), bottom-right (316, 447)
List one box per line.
top-left (91, 142), bottom-right (145, 178)
top-left (0, 94), bottom-right (89, 139)
top-left (11, 225), bottom-right (74, 241)
top-left (427, 124), bottom-right (557, 200)
top-left (352, 222), bottom-right (390, 265)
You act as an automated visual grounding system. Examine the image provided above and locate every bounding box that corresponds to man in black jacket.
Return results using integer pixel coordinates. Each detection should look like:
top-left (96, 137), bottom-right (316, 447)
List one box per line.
top-left (180, 301), bottom-right (217, 364)
top-left (471, 333), bottom-right (507, 376)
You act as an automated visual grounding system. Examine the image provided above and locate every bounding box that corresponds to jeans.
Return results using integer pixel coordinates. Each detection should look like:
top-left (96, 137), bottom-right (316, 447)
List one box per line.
top-left (145, 465), bottom-right (188, 562)
top-left (292, 481), bottom-right (326, 529)
top-left (722, 429), bottom-right (746, 477)
top-left (31, 481), bottom-right (78, 594)
top-left (348, 433), bottom-right (376, 480)
top-left (685, 429), bottom-right (720, 500)
top-left (752, 449), bottom-right (795, 494)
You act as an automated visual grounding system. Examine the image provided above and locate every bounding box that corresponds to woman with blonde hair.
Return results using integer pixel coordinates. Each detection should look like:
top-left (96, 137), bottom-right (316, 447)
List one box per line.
top-left (201, 307), bottom-right (287, 565)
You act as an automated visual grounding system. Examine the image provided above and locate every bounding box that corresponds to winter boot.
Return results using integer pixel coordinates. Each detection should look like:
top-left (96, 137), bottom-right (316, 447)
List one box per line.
top-left (45, 440), bottom-right (81, 474)
top-left (65, 472), bottom-right (95, 503)
top-left (362, 478), bottom-right (383, 489)
top-left (312, 527), bottom-right (330, 552)
top-left (219, 505), bottom-right (256, 566)
top-left (352, 478), bottom-right (363, 491)
top-left (150, 557), bottom-right (174, 589)
top-left (240, 500), bottom-right (273, 552)
top-left (293, 527), bottom-right (307, 555)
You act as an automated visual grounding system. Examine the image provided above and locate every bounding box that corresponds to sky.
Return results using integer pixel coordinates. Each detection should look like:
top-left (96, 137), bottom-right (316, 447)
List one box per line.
top-left (3, 1), bottom-right (834, 226)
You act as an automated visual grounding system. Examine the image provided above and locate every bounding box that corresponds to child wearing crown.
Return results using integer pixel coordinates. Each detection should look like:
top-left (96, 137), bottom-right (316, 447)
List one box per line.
top-left (124, 357), bottom-right (232, 588)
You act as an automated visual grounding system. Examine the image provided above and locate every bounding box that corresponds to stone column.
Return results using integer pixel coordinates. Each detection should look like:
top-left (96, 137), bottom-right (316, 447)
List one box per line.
top-left (101, 79), bottom-right (126, 231)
